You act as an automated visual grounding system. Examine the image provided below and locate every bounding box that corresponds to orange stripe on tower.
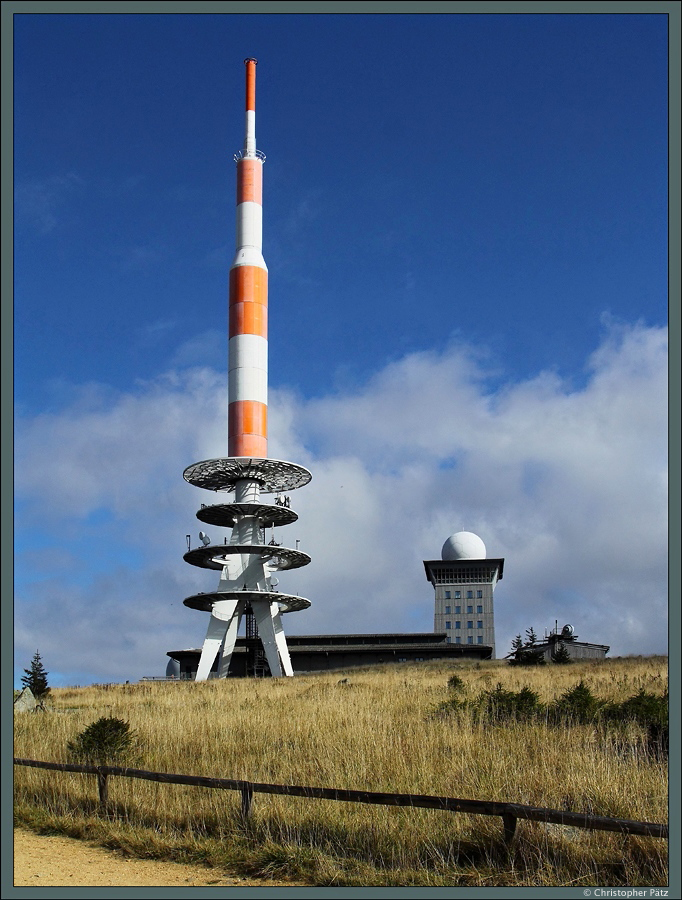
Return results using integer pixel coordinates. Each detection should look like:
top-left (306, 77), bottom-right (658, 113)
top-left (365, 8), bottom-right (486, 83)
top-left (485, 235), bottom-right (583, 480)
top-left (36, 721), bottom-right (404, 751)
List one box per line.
top-left (229, 400), bottom-right (267, 457)
top-left (229, 266), bottom-right (268, 338)
top-left (245, 58), bottom-right (257, 111)
top-left (236, 159), bottom-right (262, 205)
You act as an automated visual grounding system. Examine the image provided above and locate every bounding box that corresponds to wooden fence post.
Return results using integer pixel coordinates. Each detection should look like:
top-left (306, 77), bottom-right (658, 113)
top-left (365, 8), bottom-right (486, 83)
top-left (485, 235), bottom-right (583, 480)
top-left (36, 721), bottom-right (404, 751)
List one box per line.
top-left (502, 810), bottom-right (517, 844)
top-left (97, 769), bottom-right (109, 809)
top-left (241, 784), bottom-right (253, 820)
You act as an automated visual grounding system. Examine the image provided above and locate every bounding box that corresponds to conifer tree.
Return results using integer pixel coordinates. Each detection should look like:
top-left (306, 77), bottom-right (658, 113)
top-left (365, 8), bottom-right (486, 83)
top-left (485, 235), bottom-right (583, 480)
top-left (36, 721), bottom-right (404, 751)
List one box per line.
top-left (21, 650), bottom-right (50, 699)
top-left (509, 628), bottom-right (546, 666)
top-left (552, 642), bottom-right (573, 664)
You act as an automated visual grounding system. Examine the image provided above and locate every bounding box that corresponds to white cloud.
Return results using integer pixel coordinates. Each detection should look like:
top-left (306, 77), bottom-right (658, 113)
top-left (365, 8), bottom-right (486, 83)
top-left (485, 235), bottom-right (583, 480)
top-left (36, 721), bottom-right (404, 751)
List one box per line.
top-left (14, 320), bottom-right (668, 684)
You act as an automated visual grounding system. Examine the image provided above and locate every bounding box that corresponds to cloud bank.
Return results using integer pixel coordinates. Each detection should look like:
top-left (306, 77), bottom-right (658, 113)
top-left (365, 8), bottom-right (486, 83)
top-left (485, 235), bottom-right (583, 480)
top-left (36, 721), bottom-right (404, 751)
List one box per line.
top-left (14, 320), bottom-right (668, 684)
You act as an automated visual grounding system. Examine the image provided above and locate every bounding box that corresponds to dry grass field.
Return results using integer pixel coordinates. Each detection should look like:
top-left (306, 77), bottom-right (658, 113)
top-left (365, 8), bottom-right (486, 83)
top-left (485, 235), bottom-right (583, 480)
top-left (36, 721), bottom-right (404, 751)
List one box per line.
top-left (14, 655), bottom-right (668, 887)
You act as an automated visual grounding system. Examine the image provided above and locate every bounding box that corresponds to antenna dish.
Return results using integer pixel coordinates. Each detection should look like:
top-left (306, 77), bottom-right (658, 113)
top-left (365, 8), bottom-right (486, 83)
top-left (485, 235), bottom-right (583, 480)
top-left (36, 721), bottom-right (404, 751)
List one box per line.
top-left (561, 624), bottom-right (574, 638)
top-left (199, 531), bottom-right (211, 547)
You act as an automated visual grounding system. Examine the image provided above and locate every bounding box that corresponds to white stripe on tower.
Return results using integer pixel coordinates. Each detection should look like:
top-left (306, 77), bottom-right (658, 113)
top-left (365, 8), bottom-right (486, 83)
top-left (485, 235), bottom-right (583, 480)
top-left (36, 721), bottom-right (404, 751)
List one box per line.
top-left (228, 57), bottom-right (268, 459)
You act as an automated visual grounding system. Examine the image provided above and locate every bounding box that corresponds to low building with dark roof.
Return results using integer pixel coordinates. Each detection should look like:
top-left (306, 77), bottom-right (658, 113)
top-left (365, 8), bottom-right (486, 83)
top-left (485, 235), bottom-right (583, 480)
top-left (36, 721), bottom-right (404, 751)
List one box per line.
top-left (167, 631), bottom-right (492, 679)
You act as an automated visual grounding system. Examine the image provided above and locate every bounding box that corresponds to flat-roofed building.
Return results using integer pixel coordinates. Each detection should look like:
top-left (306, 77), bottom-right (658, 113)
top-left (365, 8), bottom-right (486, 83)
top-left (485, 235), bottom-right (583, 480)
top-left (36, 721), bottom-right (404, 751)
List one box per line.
top-left (166, 631), bottom-right (493, 678)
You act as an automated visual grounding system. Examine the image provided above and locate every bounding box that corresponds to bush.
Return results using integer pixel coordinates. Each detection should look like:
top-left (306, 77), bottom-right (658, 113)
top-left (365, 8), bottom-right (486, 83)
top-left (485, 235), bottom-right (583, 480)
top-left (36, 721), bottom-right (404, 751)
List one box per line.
top-left (479, 684), bottom-right (543, 722)
top-left (604, 689), bottom-right (669, 759)
top-left (509, 649), bottom-right (547, 667)
top-left (434, 679), bottom-right (667, 756)
top-left (435, 682), bottom-right (543, 722)
top-left (550, 681), bottom-right (604, 724)
top-left (447, 674), bottom-right (466, 693)
top-left (67, 716), bottom-right (141, 766)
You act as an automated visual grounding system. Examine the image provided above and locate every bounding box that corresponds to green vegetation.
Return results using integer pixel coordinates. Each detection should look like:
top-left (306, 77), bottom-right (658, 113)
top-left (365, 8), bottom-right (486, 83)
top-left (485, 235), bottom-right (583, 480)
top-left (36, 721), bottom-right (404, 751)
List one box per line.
top-left (67, 716), bottom-right (141, 767)
top-left (21, 650), bottom-right (51, 700)
top-left (551, 642), bottom-right (573, 664)
top-left (13, 656), bottom-right (668, 887)
top-left (507, 629), bottom-right (546, 666)
top-left (436, 678), bottom-right (668, 748)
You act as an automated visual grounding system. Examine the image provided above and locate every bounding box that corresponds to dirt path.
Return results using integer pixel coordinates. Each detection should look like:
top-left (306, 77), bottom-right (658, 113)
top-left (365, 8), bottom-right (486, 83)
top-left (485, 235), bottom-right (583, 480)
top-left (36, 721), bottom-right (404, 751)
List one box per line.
top-left (13, 827), bottom-right (302, 888)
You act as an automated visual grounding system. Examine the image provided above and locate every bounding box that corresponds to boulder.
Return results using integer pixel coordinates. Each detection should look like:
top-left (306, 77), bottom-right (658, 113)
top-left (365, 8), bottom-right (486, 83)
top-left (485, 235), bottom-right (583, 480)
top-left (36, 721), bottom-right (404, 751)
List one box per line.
top-left (14, 687), bottom-right (36, 712)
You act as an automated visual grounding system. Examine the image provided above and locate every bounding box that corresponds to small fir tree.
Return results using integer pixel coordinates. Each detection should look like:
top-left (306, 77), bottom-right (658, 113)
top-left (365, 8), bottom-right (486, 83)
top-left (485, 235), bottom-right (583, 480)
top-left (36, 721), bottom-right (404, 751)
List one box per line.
top-left (21, 650), bottom-right (50, 700)
top-left (508, 630), bottom-right (546, 666)
top-left (552, 642), bottom-right (573, 664)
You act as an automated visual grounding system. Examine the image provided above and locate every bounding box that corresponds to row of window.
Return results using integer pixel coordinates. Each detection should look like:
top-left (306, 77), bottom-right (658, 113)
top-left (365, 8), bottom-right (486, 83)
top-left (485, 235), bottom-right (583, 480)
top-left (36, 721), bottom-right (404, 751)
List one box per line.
top-left (445, 605), bottom-right (483, 615)
top-left (446, 636), bottom-right (484, 644)
top-left (432, 567), bottom-right (498, 584)
top-left (445, 621), bottom-right (483, 630)
top-left (444, 590), bottom-right (483, 600)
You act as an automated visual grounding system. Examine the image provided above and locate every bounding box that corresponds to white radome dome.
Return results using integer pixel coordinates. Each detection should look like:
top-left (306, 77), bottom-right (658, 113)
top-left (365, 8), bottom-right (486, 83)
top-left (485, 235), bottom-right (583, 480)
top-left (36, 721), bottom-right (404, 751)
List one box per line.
top-left (441, 531), bottom-right (486, 561)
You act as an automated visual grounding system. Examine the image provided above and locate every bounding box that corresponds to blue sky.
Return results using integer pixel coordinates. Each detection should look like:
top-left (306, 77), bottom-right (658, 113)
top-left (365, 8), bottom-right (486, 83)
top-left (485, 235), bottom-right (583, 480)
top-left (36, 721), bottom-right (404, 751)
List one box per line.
top-left (12, 11), bottom-right (670, 686)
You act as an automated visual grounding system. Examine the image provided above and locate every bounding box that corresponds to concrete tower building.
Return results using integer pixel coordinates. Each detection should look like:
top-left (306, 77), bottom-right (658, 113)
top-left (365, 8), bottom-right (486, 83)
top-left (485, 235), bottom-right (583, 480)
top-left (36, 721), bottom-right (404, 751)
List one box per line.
top-left (424, 532), bottom-right (503, 658)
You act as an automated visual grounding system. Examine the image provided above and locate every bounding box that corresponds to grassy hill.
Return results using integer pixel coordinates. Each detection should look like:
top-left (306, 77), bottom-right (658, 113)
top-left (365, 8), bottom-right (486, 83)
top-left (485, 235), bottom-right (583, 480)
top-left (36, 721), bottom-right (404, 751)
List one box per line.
top-left (14, 655), bottom-right (668, 887)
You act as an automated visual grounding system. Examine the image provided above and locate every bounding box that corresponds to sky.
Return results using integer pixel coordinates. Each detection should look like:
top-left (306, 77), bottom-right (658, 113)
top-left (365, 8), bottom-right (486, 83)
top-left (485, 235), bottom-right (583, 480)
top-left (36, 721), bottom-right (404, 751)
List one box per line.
top-left (11, 9), bottom-right (671, 687)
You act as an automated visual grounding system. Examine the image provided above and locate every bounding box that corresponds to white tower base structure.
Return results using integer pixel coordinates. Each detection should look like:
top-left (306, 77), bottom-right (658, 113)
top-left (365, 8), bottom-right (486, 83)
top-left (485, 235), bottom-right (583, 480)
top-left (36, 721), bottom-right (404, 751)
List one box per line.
top-left (183, 459), bottom-right (312, 679)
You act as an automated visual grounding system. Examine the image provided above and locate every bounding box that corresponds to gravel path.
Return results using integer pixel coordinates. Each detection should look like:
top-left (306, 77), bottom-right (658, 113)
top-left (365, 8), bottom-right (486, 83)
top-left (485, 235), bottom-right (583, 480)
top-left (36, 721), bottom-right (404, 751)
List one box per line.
top-left (13, 827), bottom-right (301, 888)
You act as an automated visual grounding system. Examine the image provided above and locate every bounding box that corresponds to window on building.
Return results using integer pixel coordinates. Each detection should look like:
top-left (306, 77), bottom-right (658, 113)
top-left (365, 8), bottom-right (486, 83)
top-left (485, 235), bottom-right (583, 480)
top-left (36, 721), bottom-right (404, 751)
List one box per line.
top-left (476, 590), bottom-right (482, 599)
top-left (477, 621), bottom-right (483, 629)
top-left (455, 622), bottom-right (461, 630)
top-left (454, 591), bottom-right (461, 599)
top-left (477, 636), bottom-right (483, 644)
top-left (445, 605), bottom-right (451, 614)
top-left (467, 637), bottom-right (473, 644)
top-left (445, 621), bottom-right (451, 630)
top-left (467, 621), bottom-right (473, 629)
top-left (477, 605), bottom-right (483, 614)
top-left (455, 637), bottom-right (461, 644)
top-left (467, 591), bottom-right (473, 599)
top-left (398, 657), bottom-right (407, 662)
top-left (446, 637), bottom-right (451, 644)
top-left (455, 605), bottom-right (461, 614)
top-left (467, 605), bottom-right (473, 614)
top-left (444, 590), bottom-right (451, 599)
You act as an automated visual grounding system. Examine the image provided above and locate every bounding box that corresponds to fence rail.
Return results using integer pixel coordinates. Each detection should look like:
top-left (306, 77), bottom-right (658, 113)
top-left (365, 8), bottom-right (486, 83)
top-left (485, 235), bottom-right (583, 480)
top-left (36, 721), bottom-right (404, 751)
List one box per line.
top-left (14, 758), bottom-right (668, 843)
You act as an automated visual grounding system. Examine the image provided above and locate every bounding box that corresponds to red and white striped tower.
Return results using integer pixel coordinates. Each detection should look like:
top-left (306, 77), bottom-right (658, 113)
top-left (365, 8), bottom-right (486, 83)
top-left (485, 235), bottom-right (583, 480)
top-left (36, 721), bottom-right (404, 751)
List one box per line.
top-left (229, 57), bottom-right (268, 459)
top-left (181, 59), bottom-right (312, 680)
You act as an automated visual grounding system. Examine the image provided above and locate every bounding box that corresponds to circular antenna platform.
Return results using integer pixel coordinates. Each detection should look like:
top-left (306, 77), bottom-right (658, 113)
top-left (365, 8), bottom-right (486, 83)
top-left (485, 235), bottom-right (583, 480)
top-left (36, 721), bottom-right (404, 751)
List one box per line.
top-left (196, 502), bottom-right (298, 528)
top-left (183, 590), bottom-right (310, 614)
top-left (184, 457), bottom-right (312, 493)
top-left (184, 543), bottom-right (311, 571)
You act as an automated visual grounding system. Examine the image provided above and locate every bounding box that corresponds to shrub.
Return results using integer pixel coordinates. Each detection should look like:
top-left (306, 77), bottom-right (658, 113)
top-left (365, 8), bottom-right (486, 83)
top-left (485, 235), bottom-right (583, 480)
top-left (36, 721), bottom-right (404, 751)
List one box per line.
top-left (434, 679), bottom-right (668, 750)
top-left (479, 683), bottom-right (543, 722)
top-left (550, 680), bottom-right (604, 724)
top-left (434, 683), bottom-right (544, 722)
top-left (447, 674), bottom-right (466, 693)
top-left (67, 716), bottom-right (141, 766)
top-left (604, 689), bottom-right (669, 759)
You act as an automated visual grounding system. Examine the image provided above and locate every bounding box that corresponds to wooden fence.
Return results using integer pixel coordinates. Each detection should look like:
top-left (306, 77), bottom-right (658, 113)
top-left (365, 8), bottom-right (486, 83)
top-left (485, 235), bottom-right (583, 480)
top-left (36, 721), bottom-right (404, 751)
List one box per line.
top-left (14, 758), bottom-right (668, 844)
